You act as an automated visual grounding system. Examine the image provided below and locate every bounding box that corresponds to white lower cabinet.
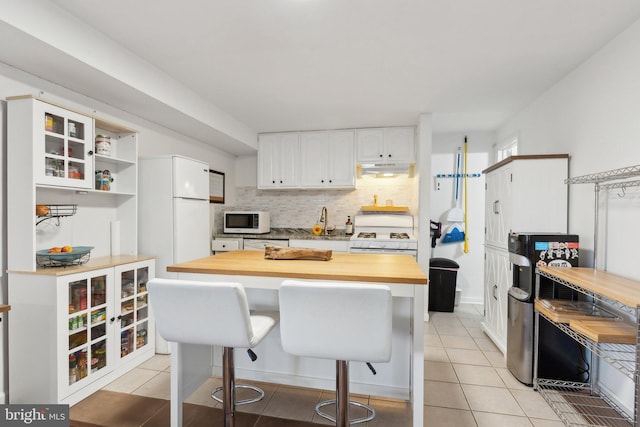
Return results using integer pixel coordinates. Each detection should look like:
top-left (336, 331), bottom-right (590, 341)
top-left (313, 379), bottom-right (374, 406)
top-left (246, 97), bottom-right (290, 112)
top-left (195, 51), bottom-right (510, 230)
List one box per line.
top-left (8, 257), bottom-right (155, 406)
top-left (481, 246), bottom-right (510, 353)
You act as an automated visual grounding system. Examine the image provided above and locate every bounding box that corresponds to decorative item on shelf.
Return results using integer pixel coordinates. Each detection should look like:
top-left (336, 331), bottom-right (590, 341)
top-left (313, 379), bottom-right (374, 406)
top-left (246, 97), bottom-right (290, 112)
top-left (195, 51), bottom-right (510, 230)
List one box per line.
top-left (345, 216), bottom-right (353, 235)
top-left (45, 114), bottom-right (54, 132)
top-left (95, 135), bottom-right (111, 156)
top-left (35, 246), bottom-right (94, 268)
top-left (95, 170), bottom-right (113, 191)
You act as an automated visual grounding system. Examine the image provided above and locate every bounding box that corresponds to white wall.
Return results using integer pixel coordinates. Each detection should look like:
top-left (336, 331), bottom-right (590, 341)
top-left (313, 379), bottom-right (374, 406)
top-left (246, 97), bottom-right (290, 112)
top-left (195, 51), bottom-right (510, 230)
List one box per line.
top-left (430, 132), bottom-right (494, 304)
top-left (497, 17), bottom-right (640, 418)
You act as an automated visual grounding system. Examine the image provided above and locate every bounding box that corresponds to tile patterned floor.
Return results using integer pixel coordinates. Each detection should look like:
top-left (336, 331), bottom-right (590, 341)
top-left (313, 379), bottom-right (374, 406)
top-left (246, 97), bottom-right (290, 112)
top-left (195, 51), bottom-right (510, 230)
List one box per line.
top-left (70, 304), bottom-right (564, 426)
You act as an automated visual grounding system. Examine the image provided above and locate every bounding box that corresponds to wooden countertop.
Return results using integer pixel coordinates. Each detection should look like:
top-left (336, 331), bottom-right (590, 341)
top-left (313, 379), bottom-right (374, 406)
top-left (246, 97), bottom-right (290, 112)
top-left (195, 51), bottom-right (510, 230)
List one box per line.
top-left (8, 255), bottom-right (156, 276)
top-left (168, 250), bottom-right (428, 285)
top-left (0, 305), bottom-right (10, 313)
top-left (538, 266), bottom-right (640, 308)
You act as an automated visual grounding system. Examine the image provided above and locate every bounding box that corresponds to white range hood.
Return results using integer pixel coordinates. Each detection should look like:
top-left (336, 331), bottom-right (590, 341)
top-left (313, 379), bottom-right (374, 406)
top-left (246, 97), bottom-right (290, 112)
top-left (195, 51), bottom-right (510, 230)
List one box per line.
top-left (357, 162), bottom-right (415, 177)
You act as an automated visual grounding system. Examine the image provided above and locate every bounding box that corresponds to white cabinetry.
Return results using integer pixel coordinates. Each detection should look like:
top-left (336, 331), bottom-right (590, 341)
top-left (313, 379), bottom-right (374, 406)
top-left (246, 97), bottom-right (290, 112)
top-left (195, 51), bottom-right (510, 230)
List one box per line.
top-left (483, 247), bottom-right (511, 352)
top-left (7, 96), bottom-right (139, 272)
top-left (257, 133), bottom-right (299, 189)
top-left (34, 101), bottom-right (94, 189)
top-left (8, 257), bottom-right (155, 406)
top-left (356, 127), bottom-right (415, 163)
top-left (212, 237), bottom-right (243, 254)
top-left (289, 239), bottom-right (349, 253)
top-left (481, 155), bottom-right (569, 352)
top-left (299, 130), bottom-right (355, 189)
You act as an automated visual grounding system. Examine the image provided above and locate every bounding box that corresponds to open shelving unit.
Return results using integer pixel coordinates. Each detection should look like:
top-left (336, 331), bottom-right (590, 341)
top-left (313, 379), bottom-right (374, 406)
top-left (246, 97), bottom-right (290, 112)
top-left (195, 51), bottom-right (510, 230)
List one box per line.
top-left (565, 164), bottom-right (640, 269)
top-left (534, 267), bottom-right (640, 427)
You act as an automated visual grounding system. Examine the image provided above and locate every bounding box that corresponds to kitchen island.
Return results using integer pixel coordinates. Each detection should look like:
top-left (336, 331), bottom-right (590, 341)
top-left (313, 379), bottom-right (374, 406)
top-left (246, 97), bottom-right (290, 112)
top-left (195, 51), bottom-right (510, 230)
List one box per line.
top-left (165, 250), bottom-right (427, 427)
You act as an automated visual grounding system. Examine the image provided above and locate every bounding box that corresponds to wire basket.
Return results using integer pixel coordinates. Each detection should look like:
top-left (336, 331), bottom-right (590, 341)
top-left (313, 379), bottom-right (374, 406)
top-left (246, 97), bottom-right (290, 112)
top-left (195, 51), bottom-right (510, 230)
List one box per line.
top-left (36, 246), bottom-right (93, 268)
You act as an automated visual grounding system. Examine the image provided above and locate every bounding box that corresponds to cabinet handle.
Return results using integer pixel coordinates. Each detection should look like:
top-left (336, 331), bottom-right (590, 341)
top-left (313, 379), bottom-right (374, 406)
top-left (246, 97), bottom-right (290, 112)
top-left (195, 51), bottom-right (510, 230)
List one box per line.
top-left (493, 200), bottom-right (500, 214)
top-left (280, 180), bottom-right (283, 184)
top-left (109, 317), bottom-right (116, 323)
top-left (321, 180), bottom-right (324, 183)
top-left (272, 180), bottom-right (275, 184)
top-left (493, 284), bottom-right (498, 300)
top-left (388, 154), bottom-right (392, 158)
top-left (329, 180), bottom-right (332, 183)
top-left (88, 150), bottom-right (94, 156)
top-left (379, 154), bottom-right (383, 158)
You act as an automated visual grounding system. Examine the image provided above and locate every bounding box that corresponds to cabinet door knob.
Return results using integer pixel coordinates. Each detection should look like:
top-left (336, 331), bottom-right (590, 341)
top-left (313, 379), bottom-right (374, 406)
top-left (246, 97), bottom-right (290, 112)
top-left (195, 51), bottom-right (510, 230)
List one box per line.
top-left (493, 200), bottom-right (500, 214)
top-left (88, 150), bottom-right (94, 156)
top-left (321, 180), bottom-right (324, 183)
top-left (109, 317), bottom-right (116, 323)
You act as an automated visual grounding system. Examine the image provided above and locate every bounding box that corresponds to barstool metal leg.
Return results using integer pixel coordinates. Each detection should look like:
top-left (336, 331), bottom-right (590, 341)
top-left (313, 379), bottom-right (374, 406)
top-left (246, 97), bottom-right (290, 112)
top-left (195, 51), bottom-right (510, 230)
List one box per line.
top-left (336, 360), bottom-right (349, 427)
top-left (223, 346), bottom-right (235, 427)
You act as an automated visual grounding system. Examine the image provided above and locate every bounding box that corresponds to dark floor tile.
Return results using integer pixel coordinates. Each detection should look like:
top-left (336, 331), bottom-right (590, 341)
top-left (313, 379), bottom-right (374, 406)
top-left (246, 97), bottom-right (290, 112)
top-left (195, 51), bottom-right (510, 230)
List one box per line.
top-left (70, 390), bottom-right (167, 427)
top-left (183, 403), bottom-right (260, 427)
top-left (255, 415), bottom-right (324, 427)
top-left (70, 421), bottom-right (103, 427)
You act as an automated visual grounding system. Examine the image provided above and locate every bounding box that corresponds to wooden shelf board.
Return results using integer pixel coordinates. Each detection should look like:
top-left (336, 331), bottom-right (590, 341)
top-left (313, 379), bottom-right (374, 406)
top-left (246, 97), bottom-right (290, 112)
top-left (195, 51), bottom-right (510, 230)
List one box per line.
top-left (361, 205), bottom-right (409, 212)
top-left (569, 319), bottom-right (636, 344)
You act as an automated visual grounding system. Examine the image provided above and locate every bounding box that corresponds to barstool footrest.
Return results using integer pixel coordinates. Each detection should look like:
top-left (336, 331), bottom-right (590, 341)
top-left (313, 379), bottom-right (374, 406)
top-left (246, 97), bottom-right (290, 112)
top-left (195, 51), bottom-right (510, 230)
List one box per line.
top-left (211, 384), bottom-right (265, 406)
top-left (315, 399), bottom-right (376, 425)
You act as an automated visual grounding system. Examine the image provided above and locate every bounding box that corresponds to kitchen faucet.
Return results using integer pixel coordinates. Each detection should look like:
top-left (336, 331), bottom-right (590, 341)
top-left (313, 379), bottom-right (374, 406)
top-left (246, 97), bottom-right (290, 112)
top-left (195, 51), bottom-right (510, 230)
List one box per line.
top-left (319, 206), bottom-right (329, 235)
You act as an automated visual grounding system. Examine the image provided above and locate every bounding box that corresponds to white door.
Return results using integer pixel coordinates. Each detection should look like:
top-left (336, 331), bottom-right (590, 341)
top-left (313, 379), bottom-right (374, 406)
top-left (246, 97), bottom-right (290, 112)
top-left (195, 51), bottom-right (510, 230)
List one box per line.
top-left (173, 198), bottom-right (210, 263)
top-left (172, 156), bottom-right (209, 200)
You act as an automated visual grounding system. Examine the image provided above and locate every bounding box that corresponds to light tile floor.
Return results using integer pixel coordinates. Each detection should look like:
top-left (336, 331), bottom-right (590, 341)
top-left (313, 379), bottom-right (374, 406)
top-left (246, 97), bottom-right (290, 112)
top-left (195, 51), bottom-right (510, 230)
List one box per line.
top-left (93, 304), bottom-right (564, 426)
top-left (424, 304), bottom-right (563, 427)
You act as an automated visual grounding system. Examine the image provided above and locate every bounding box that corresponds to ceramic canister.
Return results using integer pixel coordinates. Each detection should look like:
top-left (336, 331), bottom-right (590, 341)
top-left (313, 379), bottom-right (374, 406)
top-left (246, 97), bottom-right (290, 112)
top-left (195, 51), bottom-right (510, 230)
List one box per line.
top-left (95, 135), bottom-right (111, 156)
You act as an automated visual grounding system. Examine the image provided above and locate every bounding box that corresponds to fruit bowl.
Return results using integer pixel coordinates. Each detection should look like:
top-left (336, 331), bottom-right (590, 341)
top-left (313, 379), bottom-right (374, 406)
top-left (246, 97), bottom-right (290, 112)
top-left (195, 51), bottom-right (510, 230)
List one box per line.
top-left (36, 246), bottom-right (94, 268)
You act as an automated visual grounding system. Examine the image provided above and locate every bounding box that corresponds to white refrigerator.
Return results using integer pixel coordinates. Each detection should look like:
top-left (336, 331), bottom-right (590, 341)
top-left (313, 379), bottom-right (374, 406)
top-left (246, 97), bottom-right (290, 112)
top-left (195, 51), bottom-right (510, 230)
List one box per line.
top-left (139, 155), bottom-right (211, 353)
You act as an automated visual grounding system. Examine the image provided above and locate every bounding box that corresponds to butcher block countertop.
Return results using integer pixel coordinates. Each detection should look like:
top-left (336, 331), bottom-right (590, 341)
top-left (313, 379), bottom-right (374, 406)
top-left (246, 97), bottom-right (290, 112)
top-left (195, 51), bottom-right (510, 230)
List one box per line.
top-left (167, 250), bottom-right (428, 285)
top-left (8, 255), bottom-right (156, 276)
top-left (538, 266), bottom-right (640, 308)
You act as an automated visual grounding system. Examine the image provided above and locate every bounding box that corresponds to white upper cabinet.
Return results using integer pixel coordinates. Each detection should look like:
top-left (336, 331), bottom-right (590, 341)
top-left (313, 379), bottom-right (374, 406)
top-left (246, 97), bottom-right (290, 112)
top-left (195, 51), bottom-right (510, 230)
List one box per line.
top-left (484, 155), bottom-right (569, 249)
top-left (257, 133), bottom-right (299, 189)
top-left (29, 100), bottom-right (94, 189)
top-left (356, 127), bottom-right (415, 163)
top-left (299, 130), bottom-right (355, 189)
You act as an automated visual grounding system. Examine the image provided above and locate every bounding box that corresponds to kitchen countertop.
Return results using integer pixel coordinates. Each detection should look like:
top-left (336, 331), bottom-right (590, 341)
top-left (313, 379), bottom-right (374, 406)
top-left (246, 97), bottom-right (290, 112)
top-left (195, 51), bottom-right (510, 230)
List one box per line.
top-left (214, 227), bottom-right (352, 241)
top-left (8, 254), bottom-right (156, 276)
top-left (168, 250), bottom-right (427, 284)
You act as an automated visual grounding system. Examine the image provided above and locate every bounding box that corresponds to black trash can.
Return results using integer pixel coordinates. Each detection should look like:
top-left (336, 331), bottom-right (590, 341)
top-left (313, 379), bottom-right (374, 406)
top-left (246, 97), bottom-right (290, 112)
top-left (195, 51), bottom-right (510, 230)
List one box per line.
top-left (428, 258), bottom-right (460, 312)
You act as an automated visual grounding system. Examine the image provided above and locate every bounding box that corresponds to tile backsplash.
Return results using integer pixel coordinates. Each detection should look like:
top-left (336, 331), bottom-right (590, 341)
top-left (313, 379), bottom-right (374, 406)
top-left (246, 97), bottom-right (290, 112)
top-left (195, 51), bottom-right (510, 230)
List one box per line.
top-left (214, 176), bottom-right (418, 231)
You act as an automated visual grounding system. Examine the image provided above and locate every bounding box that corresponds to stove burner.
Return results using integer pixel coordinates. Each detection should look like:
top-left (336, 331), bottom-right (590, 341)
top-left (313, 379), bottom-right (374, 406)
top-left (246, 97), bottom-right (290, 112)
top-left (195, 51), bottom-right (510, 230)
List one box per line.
top-left (390, 233), bottom-right (410, 239)
top-left (357, 232), bottom-right (376, 239)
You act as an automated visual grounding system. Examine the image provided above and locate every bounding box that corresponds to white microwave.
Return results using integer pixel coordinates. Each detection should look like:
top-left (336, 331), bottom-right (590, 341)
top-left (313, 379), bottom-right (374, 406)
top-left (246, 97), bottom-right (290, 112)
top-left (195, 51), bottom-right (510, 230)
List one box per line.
top-left (224, 211), bottom-right (270, 234)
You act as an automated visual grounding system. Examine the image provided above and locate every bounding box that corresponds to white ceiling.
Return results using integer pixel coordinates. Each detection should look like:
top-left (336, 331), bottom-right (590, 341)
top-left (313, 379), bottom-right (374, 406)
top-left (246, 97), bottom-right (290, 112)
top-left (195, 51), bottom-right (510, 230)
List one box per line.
top-left (3, 0), bottom-right (640, 154)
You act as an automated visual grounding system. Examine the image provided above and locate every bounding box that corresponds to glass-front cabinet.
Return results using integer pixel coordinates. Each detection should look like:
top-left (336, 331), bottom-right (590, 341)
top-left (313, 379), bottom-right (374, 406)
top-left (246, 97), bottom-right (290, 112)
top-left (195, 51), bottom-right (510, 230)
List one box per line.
top-left (115, 262), bottom-right (152, 360)
top-left (36, 101), bottom-right (94, 189)
top-left (65, 268), bottom-right (113, 394)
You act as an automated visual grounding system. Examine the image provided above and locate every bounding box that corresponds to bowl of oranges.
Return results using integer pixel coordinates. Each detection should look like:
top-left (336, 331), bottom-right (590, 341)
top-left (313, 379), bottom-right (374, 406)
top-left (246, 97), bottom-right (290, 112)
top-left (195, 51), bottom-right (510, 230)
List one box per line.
top-left (36, 246), bottom-right (94, 267)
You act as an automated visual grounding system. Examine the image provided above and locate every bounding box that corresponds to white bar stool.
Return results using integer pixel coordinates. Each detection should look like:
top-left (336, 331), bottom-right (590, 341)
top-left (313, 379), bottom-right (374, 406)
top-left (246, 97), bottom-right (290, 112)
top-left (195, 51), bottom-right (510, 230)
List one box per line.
top-left (278, 279), bottom-right (392, 427)
top-left (148, 278), bottom-right (279, 427)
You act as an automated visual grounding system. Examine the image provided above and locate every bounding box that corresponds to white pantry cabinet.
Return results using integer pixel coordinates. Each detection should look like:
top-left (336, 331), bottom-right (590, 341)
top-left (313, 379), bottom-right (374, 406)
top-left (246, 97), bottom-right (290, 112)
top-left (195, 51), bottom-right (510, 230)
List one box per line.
top-left (257, 132), bottom-right (299, 189)
top-left (356, 127), bottom-right (415, 163)
top-left (481, 155), bottom-right (569, 352)
top-left (8, 257), bottom-right (155, 406)
top-left (7, 96), bottom-right (139, 272)
top-left (299, 130), bottom-right (355, 189)
top-left (483, 246), bottom-right (511, 352)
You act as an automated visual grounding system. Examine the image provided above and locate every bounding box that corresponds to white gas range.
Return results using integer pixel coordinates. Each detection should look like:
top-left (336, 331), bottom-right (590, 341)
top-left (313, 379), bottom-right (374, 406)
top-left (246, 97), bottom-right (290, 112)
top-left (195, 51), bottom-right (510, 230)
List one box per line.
top-left (348, 214), bottom-right (417, 257)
